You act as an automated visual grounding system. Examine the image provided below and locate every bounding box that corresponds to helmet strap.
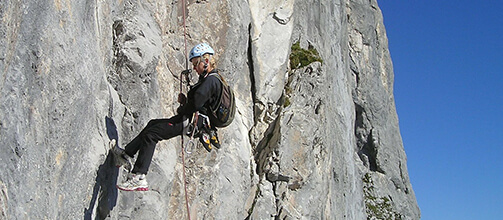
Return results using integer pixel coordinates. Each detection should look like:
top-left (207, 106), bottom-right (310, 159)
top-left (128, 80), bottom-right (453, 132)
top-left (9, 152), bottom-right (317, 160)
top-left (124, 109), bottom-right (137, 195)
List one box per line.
top-left (203, 57), bottom-right (209, 71)
top-left (202, 59), bottom-right (208, 76)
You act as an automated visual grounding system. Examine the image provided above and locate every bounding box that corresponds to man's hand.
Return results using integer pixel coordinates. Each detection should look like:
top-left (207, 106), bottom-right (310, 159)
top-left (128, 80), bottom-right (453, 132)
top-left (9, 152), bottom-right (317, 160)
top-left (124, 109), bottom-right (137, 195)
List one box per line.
top-left (178, 93), bottom-right (187, 104)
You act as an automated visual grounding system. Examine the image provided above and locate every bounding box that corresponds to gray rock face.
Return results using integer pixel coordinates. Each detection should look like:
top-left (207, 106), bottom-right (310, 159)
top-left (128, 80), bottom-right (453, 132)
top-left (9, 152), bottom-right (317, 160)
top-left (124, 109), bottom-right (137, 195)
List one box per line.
top-left (0, 0), bottom-right (419, 219)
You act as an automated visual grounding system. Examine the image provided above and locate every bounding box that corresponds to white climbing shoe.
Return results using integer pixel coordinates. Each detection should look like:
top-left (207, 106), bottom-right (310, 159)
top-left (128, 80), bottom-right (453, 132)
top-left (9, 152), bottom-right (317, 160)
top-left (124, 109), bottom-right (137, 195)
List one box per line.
top-left (117, 173), bottom-right (149, 191)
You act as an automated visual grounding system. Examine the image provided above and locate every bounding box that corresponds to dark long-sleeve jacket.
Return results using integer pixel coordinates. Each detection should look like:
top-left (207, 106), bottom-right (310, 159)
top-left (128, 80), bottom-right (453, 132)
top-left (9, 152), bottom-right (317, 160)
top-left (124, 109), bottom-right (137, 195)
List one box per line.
top-left (177, 70), bottom-right (222, 121)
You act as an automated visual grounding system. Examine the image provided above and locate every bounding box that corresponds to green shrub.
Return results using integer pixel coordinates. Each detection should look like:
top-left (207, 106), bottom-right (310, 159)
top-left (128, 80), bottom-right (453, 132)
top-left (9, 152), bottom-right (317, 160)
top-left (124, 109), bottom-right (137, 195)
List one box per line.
top-left (289, 42), bottom-right (323, 69)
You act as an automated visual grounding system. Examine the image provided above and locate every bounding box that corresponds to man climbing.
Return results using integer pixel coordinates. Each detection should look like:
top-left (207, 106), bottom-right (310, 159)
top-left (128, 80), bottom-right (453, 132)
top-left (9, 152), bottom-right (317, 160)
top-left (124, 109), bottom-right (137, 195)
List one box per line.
top-left (111, 43), bottom-right (233, 191)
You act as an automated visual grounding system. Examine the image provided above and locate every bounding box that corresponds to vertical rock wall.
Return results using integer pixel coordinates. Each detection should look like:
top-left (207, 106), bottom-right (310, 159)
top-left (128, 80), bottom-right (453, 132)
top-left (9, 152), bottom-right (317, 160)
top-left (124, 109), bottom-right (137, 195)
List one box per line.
top-left (0, 0), bottom-right (419, 219)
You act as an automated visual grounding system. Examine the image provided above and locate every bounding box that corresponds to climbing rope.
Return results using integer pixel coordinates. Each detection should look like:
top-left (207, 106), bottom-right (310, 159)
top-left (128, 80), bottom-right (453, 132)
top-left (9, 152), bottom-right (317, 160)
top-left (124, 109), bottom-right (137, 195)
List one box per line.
top-left (180, 0), bottom-right (191, 219)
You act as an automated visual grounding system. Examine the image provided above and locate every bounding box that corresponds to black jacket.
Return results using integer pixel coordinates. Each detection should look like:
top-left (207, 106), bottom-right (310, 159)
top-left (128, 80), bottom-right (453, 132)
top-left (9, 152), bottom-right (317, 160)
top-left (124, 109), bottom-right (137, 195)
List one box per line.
top-left (177, 70), bottom-right (222, 121)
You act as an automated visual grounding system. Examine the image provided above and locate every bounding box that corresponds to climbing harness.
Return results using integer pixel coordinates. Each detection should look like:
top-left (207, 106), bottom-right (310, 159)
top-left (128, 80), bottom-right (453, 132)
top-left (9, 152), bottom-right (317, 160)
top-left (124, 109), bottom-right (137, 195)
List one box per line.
top-left (185, 111), bottom-right (217, 153)
top-left (185, 112), bottom-right (199, 154)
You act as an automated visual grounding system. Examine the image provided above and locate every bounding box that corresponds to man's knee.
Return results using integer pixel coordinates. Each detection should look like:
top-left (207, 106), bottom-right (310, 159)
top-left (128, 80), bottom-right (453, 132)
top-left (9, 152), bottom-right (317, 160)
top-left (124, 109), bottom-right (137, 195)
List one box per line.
top-left (146, 119), bottom-right (159, 127)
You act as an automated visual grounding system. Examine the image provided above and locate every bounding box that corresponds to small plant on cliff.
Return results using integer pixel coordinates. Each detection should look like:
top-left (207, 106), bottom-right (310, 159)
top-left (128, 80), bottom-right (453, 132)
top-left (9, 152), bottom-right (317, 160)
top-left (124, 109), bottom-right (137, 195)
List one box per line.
top-left (363, 173), bottom-right (403, 220)
top-left (283, 42), bottom-right (323, 108)
top-left (289, 41), bottom-right (323, 69)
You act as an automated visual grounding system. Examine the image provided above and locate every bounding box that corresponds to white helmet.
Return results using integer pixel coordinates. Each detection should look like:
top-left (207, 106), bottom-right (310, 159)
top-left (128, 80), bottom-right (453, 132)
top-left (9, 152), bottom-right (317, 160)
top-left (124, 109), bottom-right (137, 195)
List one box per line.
top-left (189, 43), bottom-right (214, 61)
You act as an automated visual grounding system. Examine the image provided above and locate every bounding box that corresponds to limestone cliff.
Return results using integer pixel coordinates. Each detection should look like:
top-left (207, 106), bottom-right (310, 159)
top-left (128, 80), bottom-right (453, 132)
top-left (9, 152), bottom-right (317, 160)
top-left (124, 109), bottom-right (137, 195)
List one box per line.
top-left (0, 0), bottom-right (420, 219)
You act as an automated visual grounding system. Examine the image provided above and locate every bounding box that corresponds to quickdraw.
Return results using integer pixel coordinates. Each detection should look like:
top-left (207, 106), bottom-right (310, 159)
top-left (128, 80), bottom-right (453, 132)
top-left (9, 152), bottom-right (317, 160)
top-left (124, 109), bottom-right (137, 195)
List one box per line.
top-left (185, 112), bottom-right (199, 154)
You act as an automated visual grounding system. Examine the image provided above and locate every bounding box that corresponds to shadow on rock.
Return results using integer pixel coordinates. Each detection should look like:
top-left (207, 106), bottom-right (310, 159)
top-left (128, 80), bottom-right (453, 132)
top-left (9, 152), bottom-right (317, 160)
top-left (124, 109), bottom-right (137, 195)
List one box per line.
top-left (84, 116), bottom-right (120, 220)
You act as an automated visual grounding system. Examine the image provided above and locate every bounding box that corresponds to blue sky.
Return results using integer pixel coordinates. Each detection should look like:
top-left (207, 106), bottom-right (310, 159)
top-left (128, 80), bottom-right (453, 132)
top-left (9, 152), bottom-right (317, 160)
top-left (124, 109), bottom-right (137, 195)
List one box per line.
top-left (378, 1), bottom-right (503, 219)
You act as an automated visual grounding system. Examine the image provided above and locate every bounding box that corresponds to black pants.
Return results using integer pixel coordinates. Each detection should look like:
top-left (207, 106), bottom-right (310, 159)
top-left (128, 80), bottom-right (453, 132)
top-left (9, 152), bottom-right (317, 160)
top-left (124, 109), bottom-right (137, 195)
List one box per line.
top-left (124, 115), bottom-right (184, 174)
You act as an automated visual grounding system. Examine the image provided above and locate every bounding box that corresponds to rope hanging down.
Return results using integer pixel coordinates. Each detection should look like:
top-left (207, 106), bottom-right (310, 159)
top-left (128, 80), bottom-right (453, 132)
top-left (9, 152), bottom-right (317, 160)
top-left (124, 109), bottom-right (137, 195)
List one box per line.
top-left (180, 0), bottom-right (191, 219)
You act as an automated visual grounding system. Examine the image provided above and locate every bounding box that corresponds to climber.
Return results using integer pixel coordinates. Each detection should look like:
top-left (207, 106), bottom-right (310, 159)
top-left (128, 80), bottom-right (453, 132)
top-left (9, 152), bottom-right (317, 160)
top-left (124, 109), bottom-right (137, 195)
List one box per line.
top-left (111, 43), bottom-right (232, 191)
